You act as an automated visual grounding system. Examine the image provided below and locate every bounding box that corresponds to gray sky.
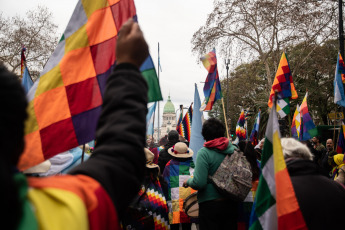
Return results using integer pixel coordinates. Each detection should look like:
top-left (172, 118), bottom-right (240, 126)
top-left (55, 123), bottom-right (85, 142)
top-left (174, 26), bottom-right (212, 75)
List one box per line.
top-left (1, 0), bottom-right (221, 125)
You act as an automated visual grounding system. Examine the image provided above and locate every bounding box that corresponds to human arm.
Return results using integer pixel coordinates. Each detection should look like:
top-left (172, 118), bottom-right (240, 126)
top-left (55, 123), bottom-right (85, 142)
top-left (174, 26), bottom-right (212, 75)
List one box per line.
top-left (69, 19), bottom-right (149, 213)
top-left (186, 149), bottom-right (209, 190)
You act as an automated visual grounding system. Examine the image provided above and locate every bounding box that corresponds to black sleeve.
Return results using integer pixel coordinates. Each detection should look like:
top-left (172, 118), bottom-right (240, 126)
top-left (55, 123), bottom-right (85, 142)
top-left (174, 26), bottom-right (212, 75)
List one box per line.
top-left (69, 63), bottom-right (148, 214)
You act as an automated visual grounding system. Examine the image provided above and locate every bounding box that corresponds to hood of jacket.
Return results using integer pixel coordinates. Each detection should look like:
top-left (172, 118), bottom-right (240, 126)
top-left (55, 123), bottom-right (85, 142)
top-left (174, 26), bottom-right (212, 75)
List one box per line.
top-left (204, 137), bottom-right (236, 155)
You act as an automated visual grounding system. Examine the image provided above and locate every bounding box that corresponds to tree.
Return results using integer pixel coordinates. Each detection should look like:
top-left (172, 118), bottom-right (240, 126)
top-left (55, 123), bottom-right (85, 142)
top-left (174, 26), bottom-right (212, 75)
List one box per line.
top-left (0, 6), bottom-right (59, 76)
top-left (192, 0), bottom-right (337, 89)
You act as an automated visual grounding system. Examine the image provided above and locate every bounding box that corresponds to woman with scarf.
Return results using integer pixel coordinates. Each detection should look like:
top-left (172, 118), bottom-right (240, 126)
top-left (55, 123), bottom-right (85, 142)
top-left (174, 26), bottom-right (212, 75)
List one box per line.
top-left (183, 118), bottom-right (238, 230)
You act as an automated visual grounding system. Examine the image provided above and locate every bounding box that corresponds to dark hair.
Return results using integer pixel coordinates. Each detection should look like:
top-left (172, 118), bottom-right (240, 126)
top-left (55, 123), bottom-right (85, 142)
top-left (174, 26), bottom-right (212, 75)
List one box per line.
top-left (168, 130), bottom-right (179, 142)
top-left (0, 64), bottom-right (28, 229)
top-left (159, 135), bottom-right (168, 146)
top-left (202, 118), bottom-right (225, 141)
top-left (240, 141), bottom-right (260, 181)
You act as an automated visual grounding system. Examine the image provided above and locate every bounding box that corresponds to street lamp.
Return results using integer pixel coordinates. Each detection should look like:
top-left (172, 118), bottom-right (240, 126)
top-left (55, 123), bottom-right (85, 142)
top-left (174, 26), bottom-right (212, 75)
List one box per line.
top-left (225, 59), bottom-right (230, 132)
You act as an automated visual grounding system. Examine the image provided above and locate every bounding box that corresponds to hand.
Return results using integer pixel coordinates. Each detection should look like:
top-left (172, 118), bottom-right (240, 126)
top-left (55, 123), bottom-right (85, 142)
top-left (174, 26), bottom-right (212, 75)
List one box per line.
top-left (183, 179), bottom-right (189, 188)
top-left (116, 18), bottom-right (149, 69)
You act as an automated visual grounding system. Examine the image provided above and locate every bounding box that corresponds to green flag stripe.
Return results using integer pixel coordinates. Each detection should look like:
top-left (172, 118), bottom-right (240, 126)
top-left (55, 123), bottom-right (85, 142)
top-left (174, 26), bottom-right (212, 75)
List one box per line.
top-left (254, 173), bottom-right (276, 217)
top-left (141, 68), bottom-right (163, 102)
top-left (260, 137), bottom-right (273, 168)
top-left (249, 219), bottom-right (264, 230)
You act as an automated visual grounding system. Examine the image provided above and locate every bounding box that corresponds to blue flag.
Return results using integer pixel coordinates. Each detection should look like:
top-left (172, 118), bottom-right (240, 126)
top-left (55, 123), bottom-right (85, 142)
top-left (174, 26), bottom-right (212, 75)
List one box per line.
top-left (146, 102), bottom-right (157, 136)
top-left (334, 53), bottom-right (345, 107)
top-left (190, 84), bottom-right (205, 161)
top-left (22, 65), bottom-right (33, 93)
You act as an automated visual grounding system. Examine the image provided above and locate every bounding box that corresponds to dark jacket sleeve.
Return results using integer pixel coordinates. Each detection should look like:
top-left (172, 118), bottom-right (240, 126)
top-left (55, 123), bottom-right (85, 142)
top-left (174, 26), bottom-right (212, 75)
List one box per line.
top-left (69, 63), bottom-right (148, 214)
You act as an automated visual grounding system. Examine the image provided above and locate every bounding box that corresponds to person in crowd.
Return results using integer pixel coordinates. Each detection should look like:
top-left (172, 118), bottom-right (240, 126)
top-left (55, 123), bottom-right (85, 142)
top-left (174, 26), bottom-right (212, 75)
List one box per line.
top-left (254, 139), bottom-right (264, 161)
top-left (158, 130), bottom-right (180, 174)
top-left (179, 135), bottom-right (189, 147)
top-left (183, 118), bottom-right (238, 230)
top-left (150, 135), bottom-right (169, 165)
top-left (317, 138), bottom-right (336, 176)
top-left (163, 142), bottom-right (196, 230)
top-left (123, 148), bottom-right (169, 230)
top-left (281, 138), bottom-right (345, 229)
top-left (237, 141), bottom-right (260, 230)
top-left (330, 154), bottom-right (345, 181)
top-left (1, 19), bottom-right (149, 229)
top-left (312, 136), bottom-right (326, 152)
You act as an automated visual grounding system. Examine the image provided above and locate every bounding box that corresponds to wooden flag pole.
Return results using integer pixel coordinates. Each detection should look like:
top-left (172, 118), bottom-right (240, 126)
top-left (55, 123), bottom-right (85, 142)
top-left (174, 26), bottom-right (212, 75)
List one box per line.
top-left (81, 144), bottom-right (85, 163)
top-left (221, 98), bottom-right (230, 139)
top-left (333, 105), bottom-right (337, 151)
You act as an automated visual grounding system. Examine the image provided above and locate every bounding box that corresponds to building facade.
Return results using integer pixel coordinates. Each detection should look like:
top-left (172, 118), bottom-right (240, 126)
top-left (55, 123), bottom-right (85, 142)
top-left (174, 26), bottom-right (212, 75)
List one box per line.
top-left (153, 96), bottom-right (176, 142)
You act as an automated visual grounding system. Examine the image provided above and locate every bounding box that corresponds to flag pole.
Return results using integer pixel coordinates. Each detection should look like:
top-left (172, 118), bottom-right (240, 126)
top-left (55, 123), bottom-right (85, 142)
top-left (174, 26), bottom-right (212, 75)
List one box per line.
top-left (221, 98), bottom-right (230, 139)
top-left (81, 144), bottom-right (85, 163)
top-left (157, 43), bottom-right (160, 140)
top-left (333, 105), bottom-right (337, 149)
top-left (152, 102), bottom-right (156, 142)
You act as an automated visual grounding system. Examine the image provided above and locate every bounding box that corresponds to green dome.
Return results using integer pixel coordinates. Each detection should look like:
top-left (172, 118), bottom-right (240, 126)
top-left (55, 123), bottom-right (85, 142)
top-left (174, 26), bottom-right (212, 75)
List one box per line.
top-left (163, 96), bottom-right (175, 113)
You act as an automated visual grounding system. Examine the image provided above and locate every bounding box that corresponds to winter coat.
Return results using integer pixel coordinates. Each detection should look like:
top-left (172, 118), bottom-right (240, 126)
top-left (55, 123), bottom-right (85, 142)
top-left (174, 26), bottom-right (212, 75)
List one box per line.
top-left (24, 63), bottom-right (148, 230)
top-left (186, 137), bottom-right (237, 203)
top-left (158, 141), bottom-right (178, 173)
top-left (286, 159), bottom-right (345, 230)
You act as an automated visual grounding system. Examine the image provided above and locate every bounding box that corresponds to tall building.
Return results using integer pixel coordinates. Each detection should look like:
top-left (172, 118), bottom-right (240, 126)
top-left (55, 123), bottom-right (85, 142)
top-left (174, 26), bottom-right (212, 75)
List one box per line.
top-left (153, 96), bottom-right (176, 142)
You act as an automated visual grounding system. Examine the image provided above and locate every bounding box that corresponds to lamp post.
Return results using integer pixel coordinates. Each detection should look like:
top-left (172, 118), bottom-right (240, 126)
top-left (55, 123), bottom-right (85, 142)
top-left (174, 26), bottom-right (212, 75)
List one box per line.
top-left (225, 59), bottom-right (230, 130)
top-left (339, 0), bottom-right (344, 58)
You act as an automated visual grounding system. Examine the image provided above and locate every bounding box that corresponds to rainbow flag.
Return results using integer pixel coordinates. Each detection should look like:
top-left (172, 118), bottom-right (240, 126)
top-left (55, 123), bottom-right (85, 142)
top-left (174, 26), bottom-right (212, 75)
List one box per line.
top-left (236, 109), bottom-right (247, 141)
top-left (176, 108), bottom-right (184, 137)
top-left (334, 53), bottom-right (345, 107)
top-left (291, 104), bottom-right (301, 139)
top-left (337, 122), bottom-right (345, 156)
top-left (249, 101), bottom-right (307, 230)
top-left (268, 52), bottom-right (298, 117)
top-left (250, 110), bottom-right (261, 146)
top-left (181, 104), bottom-right (193, 142)
top-left (299, 92), bottom-right (317, 141)
top-left (18, 0), bottom-right (162, 171)
top-left (20, 47), bottom-right (34, 93)
top-left (200, 49), bottom-right (222, 111)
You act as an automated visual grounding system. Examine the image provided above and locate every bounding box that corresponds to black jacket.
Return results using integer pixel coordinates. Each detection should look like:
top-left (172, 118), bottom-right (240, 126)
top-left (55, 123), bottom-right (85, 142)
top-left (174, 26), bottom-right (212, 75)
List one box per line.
top-left (287, 159), bottom-right (345, 230)
top-left (158, 140), bottom-right (178, 174)
top-left (69, 63), bottom-right (148, 214)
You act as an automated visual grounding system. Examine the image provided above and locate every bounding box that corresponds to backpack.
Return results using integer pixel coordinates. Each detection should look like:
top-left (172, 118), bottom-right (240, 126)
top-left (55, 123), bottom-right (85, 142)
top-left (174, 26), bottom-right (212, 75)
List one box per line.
top-left (209, 150), bottom-right (253, 201)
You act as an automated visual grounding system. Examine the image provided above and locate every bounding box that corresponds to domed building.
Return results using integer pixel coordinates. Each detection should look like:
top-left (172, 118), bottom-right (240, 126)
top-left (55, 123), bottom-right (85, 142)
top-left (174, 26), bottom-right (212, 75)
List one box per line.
top-left (153, 96), bottom-right (177, 141)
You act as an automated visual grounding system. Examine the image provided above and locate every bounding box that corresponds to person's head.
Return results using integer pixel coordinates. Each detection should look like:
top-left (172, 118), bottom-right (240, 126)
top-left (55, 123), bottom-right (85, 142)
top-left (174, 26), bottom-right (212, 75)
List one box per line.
top-left (0, 65), bottom-right (28, 165)
top-left (332, 154), bottom-right (344, 168)
top-left (312, 136), bottom-right (321, 144)
top-left (242, 141), bottom-right (260, 181)
top-left (167, 130), bottom-right (179, 143)
top-left (281, 138), bottom-right (313, 161)
top-left (167, 142), bottom-right (194, 159)
top-left (326, 139), bottom-right (334, 151)
top-left (202, 118), bottom-right (225, 141)
top-left (0, 64), bottom-right (28, 229)
top-left (159, 135), bottom-right (168, 146)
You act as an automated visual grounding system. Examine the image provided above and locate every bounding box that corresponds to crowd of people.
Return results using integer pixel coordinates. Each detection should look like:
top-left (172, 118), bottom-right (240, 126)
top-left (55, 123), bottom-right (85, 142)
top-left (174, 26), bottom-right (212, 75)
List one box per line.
top-left (2, 18), bottom-right (345, 230)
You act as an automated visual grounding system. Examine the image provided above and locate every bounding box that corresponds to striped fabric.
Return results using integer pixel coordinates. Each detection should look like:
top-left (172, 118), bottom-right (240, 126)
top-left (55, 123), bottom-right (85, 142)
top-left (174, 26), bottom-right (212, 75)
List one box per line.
top-left (334, 53), bottom-right (345, 107)
top-left (163, 159), bottom-right (196, 224)
top-left (267, 52), bottom-right (298, 116)
top-left (181, 104), bottom-right (193, 142)
top-left (249, 102), bottom-right (307, 230)
top-left (18, 0), bottom-right (162, 171)
top-left (200, 49), bottom-right (222, 111)
top-left (291, 104), bottom-right (301, 139)
top-left (27, 174), bottom-right (119, 230)
top-left (299, 92), bottom-right (317, 141)
top-left (138, 179), bottom-right (170, 230)
top-left (250, 110), bottom-right (261, 146)
top-left (176, 110), bottom-right (184, 137)
top-left (236, 109), bottom-right (247, 141)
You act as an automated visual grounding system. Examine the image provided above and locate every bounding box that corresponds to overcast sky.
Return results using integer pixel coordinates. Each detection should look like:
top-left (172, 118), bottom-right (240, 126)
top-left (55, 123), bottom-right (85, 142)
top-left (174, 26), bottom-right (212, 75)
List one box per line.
top-left (1, 0), bottom-right (225, 125)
